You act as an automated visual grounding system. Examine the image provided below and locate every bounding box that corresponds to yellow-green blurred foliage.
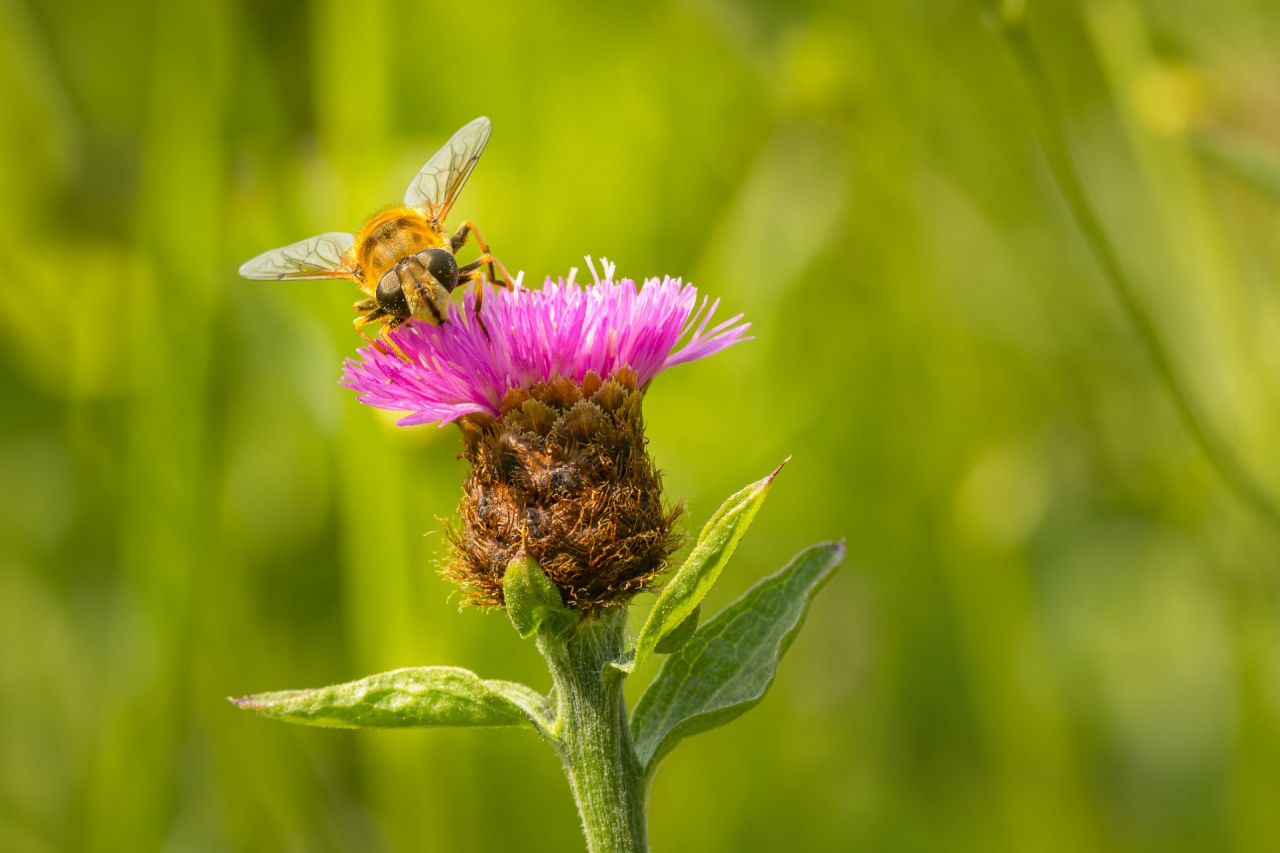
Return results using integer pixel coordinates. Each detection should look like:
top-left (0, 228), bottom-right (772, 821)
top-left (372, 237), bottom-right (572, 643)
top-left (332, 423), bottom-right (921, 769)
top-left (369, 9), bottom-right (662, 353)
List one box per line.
top-left (4, 0), bottom-right (1280, 850)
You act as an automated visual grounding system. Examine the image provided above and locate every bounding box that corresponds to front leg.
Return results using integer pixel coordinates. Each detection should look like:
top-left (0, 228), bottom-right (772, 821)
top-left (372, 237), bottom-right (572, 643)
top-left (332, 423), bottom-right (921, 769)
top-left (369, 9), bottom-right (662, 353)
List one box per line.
top-left (353, 301), bottom-right (388, 352)
top-left (452, 265), bottom-right (493, 342)
top-left (377, 320), bottom-right (411, 362)
top-left (355, 299), bottom-right (411, 361)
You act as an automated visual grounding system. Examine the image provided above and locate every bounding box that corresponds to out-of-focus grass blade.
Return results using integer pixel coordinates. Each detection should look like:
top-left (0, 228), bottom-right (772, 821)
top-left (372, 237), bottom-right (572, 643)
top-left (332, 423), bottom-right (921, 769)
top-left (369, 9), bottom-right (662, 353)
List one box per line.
top-left (1192, 126), bottom-right (1280, 201)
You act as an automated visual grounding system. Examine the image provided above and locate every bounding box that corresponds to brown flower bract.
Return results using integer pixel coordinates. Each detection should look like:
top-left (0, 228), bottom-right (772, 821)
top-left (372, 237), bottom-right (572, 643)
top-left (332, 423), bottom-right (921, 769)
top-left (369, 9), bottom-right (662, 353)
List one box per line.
top-left (448, 369), bottom-right (682, 611)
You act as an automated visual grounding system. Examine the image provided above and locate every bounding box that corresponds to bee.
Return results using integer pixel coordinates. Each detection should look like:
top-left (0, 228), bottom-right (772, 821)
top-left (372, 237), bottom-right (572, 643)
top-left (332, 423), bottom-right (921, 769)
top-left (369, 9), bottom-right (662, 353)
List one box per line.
top-left (239, 116), bottom-right (511, 353)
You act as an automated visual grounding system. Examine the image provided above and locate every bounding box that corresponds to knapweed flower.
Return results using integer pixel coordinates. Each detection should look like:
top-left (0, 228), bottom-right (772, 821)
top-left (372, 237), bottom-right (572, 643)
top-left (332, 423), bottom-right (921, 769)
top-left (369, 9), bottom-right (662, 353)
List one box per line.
top-left (341, 259), bottom-right (750, 610)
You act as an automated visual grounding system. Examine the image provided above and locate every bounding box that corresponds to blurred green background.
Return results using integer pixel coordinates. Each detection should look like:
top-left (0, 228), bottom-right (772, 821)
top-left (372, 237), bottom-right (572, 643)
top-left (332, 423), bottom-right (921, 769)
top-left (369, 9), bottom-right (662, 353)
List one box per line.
top-left (4, 0), bottom-right (1280, 849)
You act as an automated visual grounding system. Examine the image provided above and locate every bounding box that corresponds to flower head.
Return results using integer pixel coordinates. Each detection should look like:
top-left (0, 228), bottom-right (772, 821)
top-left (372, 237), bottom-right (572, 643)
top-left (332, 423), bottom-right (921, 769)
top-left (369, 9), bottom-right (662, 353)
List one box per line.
top-left (341, 259), bottom-right (749, 611)
top-left (340, 259), bottom-right (750, 426)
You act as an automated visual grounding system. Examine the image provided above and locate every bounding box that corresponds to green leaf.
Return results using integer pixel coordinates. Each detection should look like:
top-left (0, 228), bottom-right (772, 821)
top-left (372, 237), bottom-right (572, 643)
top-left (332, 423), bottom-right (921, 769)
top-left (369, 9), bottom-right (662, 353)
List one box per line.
top-left (231, 666), bottom-right (553, 733)
top-left (504, 555), bottom-right (576, 639)
top-left (653, 605), bottom-right (700, 654)
top-left (632, 460), bottom-right (786, 667)
top-left (631, 541), bottom-right (845, 776)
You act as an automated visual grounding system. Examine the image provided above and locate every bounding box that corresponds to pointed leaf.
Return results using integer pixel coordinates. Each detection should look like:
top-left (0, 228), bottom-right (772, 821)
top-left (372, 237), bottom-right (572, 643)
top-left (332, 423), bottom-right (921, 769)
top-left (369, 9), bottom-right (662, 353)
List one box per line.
top-left (231, 666), bottom-right (553, 733)
top-left (633, 460), bottom-right (786, 667)
top-left (653, 605), bottom-right (700, 654)
top-left (631, 541), bottom-right (845, 776)
top-left (504, 555), bottom-right (576, 639)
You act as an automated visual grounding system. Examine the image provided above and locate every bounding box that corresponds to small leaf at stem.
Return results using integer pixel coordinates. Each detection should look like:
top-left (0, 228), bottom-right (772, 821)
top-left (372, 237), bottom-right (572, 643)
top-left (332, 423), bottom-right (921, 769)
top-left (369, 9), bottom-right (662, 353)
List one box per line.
top-left (632, 460), bottom-right (786, 667)
top-left (230, 666), bottom-right (553, 732)
top-left (653, 605), bottom-right (700, 654)
top-left (631, 540), bottom-right (845, 777)
top-left (504, 555), bottom-right (576, 639)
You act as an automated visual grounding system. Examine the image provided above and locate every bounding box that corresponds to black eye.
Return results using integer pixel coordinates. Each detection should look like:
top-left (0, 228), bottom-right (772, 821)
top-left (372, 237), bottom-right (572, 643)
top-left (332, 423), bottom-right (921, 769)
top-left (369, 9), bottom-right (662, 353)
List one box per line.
top-left (420, 248), bottom-right (459, 291)
top-left (375, 270), bottom-right (408, 316)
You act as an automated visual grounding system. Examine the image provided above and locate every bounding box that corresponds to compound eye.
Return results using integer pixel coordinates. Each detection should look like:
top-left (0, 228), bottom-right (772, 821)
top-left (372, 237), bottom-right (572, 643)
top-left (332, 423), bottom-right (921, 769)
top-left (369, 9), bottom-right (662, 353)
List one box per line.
top-left (418, 248), bottom-right (459, 292)
top-left (375, 268), bottom-right (409, 316)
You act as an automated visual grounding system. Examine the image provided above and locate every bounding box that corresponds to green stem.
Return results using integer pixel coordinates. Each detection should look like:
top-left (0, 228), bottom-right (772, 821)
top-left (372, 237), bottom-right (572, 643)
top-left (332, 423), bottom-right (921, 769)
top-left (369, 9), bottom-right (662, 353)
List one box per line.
top-left (539, 609), bottom-right (648, 853)
top-left (994, 8), bottom-right (1280, 539)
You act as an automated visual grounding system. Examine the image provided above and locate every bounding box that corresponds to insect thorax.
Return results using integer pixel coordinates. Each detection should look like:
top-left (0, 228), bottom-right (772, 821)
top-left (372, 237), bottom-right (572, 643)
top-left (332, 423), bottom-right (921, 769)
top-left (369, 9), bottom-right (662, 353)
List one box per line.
top-left (355, 206), bottom-right (445, 284)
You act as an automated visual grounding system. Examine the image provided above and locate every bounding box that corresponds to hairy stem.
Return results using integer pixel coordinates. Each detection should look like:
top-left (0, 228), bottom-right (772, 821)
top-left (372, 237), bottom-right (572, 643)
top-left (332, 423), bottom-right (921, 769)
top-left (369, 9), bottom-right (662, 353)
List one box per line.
top-left (539, 609), bottom-right (648, 853)
top-left (994, 8), bottom-right (1280, 538)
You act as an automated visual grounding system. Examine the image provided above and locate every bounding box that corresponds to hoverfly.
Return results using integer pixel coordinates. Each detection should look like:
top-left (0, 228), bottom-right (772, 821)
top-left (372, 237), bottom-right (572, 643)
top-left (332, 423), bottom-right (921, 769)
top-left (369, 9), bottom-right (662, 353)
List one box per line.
top-left (239, 116), bottom-right (511, 353)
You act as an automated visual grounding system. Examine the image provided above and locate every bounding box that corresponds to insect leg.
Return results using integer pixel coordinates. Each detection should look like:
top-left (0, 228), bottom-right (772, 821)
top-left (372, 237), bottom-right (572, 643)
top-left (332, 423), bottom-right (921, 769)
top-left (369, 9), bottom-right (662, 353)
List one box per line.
top-left (378, 320), bottom-right (411, 362)
top-left (450, 221), bottom-right (511, 341)
top-left (457, 253), bottom-right (496, 334)
top-left (456, 254), bottom-right (493, 277)
top-left (451, 219), bottom-right (514, 291)
top-left (461, 267), bottom-right (493, 342)
top-left (449, 221), bottom-right (472, 253)
top-left (353, 308), bottom-right (388, 350)
top-left (355, 305), bottom-right (410, 361)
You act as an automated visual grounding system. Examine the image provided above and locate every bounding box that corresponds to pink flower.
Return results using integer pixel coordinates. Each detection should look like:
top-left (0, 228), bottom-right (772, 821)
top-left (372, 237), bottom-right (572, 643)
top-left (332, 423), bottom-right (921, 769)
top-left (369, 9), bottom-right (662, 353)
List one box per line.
top-left (340, 259), bottom-right (751, 426)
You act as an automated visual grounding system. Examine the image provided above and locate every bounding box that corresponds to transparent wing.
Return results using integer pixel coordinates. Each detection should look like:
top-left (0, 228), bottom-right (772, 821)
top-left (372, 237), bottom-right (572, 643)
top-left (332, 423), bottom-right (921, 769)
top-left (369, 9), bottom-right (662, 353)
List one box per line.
top-left (403, 116), bottom-right (492, 219)
top-left (238, 231), bottom-right (356, 280)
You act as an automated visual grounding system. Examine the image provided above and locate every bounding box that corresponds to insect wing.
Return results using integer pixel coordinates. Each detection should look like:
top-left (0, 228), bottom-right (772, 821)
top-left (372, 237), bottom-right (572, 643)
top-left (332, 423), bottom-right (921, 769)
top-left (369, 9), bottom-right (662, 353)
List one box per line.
top-left (403, 116), bottom-right (492, 219)
top-left (239, 232), bottom-right (356, 280)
